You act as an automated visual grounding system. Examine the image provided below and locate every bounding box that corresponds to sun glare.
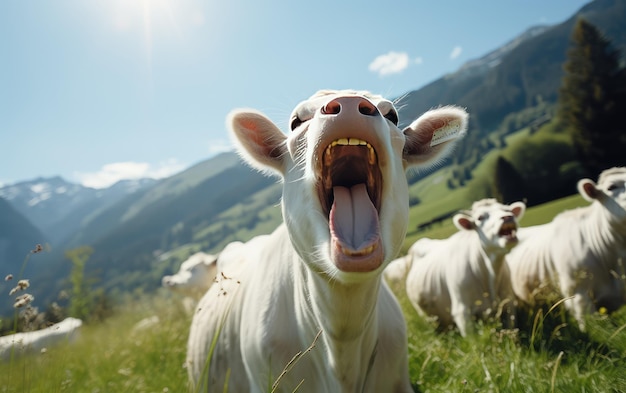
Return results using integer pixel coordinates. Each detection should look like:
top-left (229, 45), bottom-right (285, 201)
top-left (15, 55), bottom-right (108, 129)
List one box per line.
top-left (107, 0), bottom-right (205, 78)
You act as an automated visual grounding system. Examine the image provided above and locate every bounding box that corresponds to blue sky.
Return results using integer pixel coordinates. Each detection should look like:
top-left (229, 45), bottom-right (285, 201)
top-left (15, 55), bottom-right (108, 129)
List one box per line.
top-left (1, 0), bottom-right (590, 188)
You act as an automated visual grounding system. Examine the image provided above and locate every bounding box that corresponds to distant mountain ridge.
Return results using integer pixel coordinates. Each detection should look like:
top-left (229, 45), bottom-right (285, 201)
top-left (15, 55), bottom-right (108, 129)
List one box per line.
top-left (0, 176), bottom-right (157, 245)
top-left (396, 0), bottom-right (626, 137)
top-left (452, 25), bottom-right (552, 81)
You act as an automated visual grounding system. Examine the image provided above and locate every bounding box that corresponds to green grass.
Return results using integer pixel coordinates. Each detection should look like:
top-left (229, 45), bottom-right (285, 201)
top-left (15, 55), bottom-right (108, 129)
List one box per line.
top-left (0, 293), bottom-right (190, 393)
top-left (2, 289), bottom-right (625, 392)
top-left (390, 275), bottom-right (626, 393)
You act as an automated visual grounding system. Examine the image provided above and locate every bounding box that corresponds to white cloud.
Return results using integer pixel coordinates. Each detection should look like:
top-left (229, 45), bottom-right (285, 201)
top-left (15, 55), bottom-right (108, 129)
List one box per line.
top-left (450, 46), bottom-right (463, 60)
top-left (414, 57), bottom-right (424, 65)
top-left (368, 51), bottom-right (410, 76)
top-left (208, 139), bottom-right (234, 155)
top-left (74, 159), bottom-right (186, 189)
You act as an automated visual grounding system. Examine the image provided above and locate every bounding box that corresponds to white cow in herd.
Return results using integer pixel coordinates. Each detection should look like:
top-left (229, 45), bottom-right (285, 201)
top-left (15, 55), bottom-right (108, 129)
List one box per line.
top-left (0, 317), bottom-right (83, 360)
top-left (504, 167), bottom-right (626, 330)
top-left (162, 251), bottom-right (222, 298)
top-left (186, 90), bottom-right (468, 392)
top-left (162, 240), bottom-right (262, 315)
top-left (387, 199), bottom-right (525, 336)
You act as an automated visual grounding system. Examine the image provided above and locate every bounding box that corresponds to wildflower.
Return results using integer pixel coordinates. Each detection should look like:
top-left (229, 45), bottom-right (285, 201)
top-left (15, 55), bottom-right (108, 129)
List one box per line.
top-left (14, 293), bottom-right (34, 308)
top-left (18, 279), bottom-right (29, 289)
top-left (9, 279), bottom-right (30, 296)
top-left (4, 274), bottom-right (13, 281)
top-left (32, 244), bottom-right (43, 254)
top-left (599, 306), bottom-right (608, 315)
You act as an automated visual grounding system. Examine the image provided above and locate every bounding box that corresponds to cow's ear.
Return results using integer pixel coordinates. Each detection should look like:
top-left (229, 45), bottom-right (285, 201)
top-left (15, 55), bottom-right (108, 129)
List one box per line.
top-left (403, 106), bottom-right (468, 169)
top-left (577, 178), bottom-right (600, 202)
top-left (204, 254), bottom-right (218, 267)
top-left (453, 213), bottom-right (475, 231)
top-left (228, 110), bottom-right (288, 177)
top-left (510, 201), bottom-right (526, 220)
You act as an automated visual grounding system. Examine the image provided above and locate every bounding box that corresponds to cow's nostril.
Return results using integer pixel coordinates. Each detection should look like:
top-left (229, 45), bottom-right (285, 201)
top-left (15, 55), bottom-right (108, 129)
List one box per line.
top-left (358, 100), bottom-right (379, 116)
top-left (321, 100), bottom-right (341, 115)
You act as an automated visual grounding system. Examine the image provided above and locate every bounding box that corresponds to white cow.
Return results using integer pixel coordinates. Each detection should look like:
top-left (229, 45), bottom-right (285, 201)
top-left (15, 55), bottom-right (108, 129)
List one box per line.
top-left (186, 89), bottom-right (468, 392)
top-left (162, 252), bottom-right (222, 298)
top-left (161, 238), bottom-right (270, 301)
top-left (0, 317), bottom-right (83, 360)
top-left (504, 167), bottom-right (626, 330)
top-left (389, 199), bottom-right (525, 336)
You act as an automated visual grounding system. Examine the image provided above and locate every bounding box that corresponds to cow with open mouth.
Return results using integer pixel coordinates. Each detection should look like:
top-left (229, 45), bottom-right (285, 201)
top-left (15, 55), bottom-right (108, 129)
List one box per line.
top-left (186, 89), bottom-right (468, 392)
top-left (385, 198), bottom-right (526, 337)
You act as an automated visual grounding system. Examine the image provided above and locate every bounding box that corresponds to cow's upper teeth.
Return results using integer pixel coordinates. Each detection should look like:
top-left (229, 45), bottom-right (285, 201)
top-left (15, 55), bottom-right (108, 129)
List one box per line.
top-left (325, 138), bottom-right (377, 164)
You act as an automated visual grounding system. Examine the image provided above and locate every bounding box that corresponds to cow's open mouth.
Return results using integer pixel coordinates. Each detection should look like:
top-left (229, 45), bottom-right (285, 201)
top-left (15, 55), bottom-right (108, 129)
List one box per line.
top-left (498, 221), bottom-right (518, 242)
top-left (317, 137), bottom-right (384, 272)
top-left (318, 138), bottom-right (382, 215)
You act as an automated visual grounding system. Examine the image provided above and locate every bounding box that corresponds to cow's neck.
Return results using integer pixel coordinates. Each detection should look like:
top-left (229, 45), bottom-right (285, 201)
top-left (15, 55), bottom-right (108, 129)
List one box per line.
top-left (583, 203), bottom-right (626, 263)
top-left (298, 263), bottom-right (381, 388)
top-left (478, 250), bottom-right (501, 303)
top-left (464, 231), bottom-right (504, 300)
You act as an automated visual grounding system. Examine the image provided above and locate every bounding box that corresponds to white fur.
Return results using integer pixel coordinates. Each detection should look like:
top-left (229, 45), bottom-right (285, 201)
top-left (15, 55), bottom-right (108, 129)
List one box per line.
top-left (162, 252), bottom-right (220, 298)
top-left (504, 167), bottom-right (626, 330)
top-left (186, 90), bottom-right (468, 392)
top-left (394, 199), bottom-right (524, 336)
top-left (0, 317), bottom-right (83, 360)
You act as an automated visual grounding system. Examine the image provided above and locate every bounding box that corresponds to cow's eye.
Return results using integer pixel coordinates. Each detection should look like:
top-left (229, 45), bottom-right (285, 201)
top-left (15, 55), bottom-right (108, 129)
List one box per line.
top-left (478, 213), bottom-right (489, 221)
top-left (290, 116), bottom-right (303, 131)
top-left (383, 109), bottom-right (399, 126)
top-left (607, 183), bottom-right (619, 191)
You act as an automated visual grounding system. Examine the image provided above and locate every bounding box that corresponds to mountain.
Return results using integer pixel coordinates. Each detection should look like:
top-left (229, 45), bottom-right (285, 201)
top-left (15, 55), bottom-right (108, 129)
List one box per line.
top-left (8, 152), bottom-right (281, 315)
top-left (0, 177), bottom-right (157, 245)
top-left (396, 0), bottom-right (626, 163)
top-left (452, 25), bottom-right (551, 82)
top-left (0, 197), bottom-right (46, 285)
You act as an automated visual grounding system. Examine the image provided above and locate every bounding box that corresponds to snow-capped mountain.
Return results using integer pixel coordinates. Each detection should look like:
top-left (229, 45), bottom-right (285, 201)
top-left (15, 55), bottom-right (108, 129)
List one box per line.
top-left (450, 25), bottom-right (552, 81)
top-left (0, 177), bottom-right (156, 244)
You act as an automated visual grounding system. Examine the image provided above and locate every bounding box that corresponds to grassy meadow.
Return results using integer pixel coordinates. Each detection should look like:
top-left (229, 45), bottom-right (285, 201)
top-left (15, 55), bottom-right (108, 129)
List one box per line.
top-left (1, 278), bottom-right (625, 392)
top-left (1, 171), bottom-right (624, 391)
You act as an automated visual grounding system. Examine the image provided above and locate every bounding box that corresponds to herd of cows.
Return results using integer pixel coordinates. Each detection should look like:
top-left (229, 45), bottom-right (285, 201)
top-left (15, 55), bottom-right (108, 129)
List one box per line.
top-left (2, 90), bottom-right (625, 392)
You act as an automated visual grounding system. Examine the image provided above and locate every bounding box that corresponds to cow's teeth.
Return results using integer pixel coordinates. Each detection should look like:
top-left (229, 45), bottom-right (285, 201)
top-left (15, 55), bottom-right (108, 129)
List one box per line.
top-left (324, 146), bottom-right (332, 166)
top-left (324, 139), bottom-right (377, 165)
top-left (342, 244), bottom-right (376, 257)
top-left (367, 143), bottom-right (377, 165)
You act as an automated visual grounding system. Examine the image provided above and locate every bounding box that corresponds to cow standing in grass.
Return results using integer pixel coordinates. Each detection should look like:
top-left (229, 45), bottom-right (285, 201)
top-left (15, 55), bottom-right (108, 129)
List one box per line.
top-left (504, 167), bottom-right (626, 331)
top-left (186, 90), bottom-right (468, 392)
top-left (386, 199), bottom-right (524, 336)
top-left (0, 317), bottom-right (83, 360)
top-left (162, 252), bottom-right (222, 298)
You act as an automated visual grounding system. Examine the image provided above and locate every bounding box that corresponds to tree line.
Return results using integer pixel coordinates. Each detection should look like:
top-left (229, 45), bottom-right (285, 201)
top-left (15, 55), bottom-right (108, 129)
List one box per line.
top-left (494, 17), bottom-right (626, 205)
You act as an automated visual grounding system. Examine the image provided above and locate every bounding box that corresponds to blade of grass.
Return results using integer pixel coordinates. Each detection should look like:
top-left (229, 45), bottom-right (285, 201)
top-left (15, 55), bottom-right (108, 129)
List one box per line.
top-left (271, 329), bottom-right (322, 393)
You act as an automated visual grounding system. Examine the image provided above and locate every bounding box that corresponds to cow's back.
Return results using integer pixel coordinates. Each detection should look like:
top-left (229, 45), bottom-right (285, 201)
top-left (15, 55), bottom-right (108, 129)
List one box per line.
top-left (186, 255), bottom-right (250, 391)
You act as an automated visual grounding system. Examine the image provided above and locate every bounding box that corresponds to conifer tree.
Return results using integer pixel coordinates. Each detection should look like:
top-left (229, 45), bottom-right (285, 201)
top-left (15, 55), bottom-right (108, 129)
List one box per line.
top-left (558, 18), bottom-right (625, 176)
top-left (493, 156), bottom-right (526, 205)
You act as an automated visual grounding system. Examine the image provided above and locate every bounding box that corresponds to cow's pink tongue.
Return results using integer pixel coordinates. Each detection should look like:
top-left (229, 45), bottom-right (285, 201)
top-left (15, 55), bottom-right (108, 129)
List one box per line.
top-left (330, 184), bottom-right (383, 272)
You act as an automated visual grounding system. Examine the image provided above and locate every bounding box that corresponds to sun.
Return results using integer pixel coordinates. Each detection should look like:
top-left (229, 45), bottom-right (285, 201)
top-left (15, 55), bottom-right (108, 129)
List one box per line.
top-left (107, 0), bottom-right (201, 74)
